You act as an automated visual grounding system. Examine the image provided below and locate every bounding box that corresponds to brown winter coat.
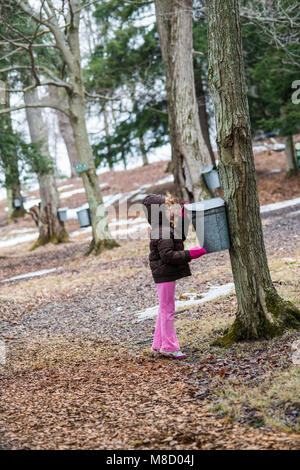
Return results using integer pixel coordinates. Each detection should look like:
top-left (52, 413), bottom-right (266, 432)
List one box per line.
top-left (142, 194), bottom-right (192, 284)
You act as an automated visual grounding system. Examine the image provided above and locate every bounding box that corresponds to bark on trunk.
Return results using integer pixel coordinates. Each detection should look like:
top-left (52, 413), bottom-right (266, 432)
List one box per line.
top-left (195, 75), bottom-right (215, 165)
top-left (284, 135), bottom-right (298, 177)
top-left (1, 85), bottom-right (25, 219)
top-left (139, 135), bottom-right (149, 166)
top-left (24, 88), bottom-right (69, 248)
top-left (49, 86), bottom-right (78, 178)
top-left (206, 0), bottom-right (300, 344)
top-left (66, 2), bottom-right (118, 254)
top-left (67, 86), bottom-right (118, 254)
top-left (154, 0), bottom-right (213, 202)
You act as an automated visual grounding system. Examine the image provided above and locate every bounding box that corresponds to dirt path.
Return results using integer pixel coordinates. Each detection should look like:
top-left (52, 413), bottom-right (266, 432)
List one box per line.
top-left (0, 202), bottom-right (299, 450)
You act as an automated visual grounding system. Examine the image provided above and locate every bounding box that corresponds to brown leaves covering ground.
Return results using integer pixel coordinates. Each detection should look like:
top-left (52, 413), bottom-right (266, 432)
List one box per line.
top-left (1, 340), bottom-right (299, 450)
top-left (0, 147), bottom-right (300, 449)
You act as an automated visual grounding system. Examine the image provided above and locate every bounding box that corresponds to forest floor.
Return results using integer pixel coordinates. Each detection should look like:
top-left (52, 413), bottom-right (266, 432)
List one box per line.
top-left (0, 144), bottom-right (300, 450)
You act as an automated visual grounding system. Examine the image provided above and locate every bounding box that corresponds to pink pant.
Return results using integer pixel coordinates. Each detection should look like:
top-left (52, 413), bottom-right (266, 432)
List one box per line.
top-left (152, 281), bottom-right (180, 352)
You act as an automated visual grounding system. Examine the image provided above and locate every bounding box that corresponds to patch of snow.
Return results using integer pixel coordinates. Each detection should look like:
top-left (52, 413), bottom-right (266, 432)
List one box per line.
top-left (58, 184), bottom-right (74, 191)
top-left (135, 283), bottom-right (235, 321)
top-left (9, 227), bottom-right (37, 235)
top-left (1, 268), bottom-right (57, 283)
top-left (253, 145), bottom-right (268, 153)
top-left (0, 232), bottom-right (38, 248)
top-left (131, 193), bottom-right (147, 202)
top-left (260, 197), bottom-right (300, 214)
top-left (110, 222), bottom-right (149, 238)
top-left (155, 174), bottom-right (174, 185)
top-left (67, 203), bottom-right (89, 220)
top-left (0, 188), bottom-right (7, 201)
top-left (23, 198), bottom-right (40, 210)
top-left (266, 168), bottom-right (282, 174)
top-left (59, 187), bottom-right (85, 199)
top-left (269, 143), bottom-right (285, 152)
top-left (109, 217), bottom-right (146, 227)
top-left (70, 227), bottom-right (92, 238)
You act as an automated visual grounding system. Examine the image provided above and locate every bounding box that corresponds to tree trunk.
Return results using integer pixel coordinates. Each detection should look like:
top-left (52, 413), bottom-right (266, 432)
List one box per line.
top-left (66, 1), bottom-right (118, 254)
top-left (154, 0), bottom-right (213, 202)
top-left (24, 88), bottom-right (69, 248)
top-left (1, 85), bottom-right (25, 219)
top-left (67, 86), bottom-right (118, 254)
top-left (102, 101), bottom-right (114, 171)
top-left (48, 86), bottom-right (78, 178)
top-left (206, 0), bottom-right (300, 344)
top-left (139, 135), bottom-right (149, 166)
top-left (195, 75), bottom-right (215, 165)
top-left (284, 135), bottom-right (298, 177)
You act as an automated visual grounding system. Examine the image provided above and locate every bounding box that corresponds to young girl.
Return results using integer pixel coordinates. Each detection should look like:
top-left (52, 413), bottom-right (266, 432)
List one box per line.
top-left (142, 192), bottom-right (206, 359)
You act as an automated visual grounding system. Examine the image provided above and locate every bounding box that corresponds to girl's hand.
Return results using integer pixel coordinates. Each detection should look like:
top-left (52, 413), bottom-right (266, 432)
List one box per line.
top-left (189, 246), bottom-right (206, 259)
top-left (180, 202), bottom-right (191, 218)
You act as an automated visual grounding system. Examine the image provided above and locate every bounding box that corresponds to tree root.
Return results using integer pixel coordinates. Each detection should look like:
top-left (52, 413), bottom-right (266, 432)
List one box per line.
top-left (8, 208), bottom-right (26, 220)
top-left (86, 238), bottom-right (120, 256)
top-left (213, 291), bottom-right (300, 348)
top-left (30, 229), bottom-right (70, 251)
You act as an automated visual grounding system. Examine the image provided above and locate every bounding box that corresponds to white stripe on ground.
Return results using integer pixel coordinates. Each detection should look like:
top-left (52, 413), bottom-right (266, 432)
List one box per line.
top-left (0, 232), bottom-right (38, 248)
top-left (135, 283), bottom-right (235, 321)
top-left (260, 197), bottom-right (300, 214)
top-left (1, 268), bottom-right (57, 283)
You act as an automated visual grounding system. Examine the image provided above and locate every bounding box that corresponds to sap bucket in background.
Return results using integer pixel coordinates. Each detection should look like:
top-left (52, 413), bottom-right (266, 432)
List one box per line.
top-left (77, 207), bottom-right (91, 227)
top-left (57, 207), bottom-right (68, 222)
top-left (185, 197), bottom-right (231, 254)
top-left (202, 165), bottom-right (221, 191)
top-left (13, 197), bottom-right (21, 208)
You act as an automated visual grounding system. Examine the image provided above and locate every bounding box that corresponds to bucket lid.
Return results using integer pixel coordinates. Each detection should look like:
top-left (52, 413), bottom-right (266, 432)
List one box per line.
top-left (202, 165), bottom-right (216, 174)
top-left (185, 197), bottom-right (225, 212)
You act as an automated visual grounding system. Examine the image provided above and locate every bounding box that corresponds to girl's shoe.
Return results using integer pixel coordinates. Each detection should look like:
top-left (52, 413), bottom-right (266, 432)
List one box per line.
top-left (159, 350), bottom-right (186, 359)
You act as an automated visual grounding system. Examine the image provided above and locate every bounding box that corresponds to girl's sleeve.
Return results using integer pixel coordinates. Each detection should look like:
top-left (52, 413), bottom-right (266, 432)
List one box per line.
top-left (157, 238), bottom-right (191, 265)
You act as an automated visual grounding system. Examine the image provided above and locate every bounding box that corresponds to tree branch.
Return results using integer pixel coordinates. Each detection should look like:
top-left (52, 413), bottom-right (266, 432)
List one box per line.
top-left (0, 103), bottom-right (71, 118)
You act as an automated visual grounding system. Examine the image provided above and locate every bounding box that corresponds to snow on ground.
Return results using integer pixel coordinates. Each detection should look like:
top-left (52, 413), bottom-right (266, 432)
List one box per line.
top-left (7, 227), bottom-right (36, 235)
top-left (0, 232), bottom-right (38, 248)
top-left (59, 183), bottom-right (110, 200)
top-left (260, 197), bottom-right (300, 214)
top-left (59, 187), bottom-right (86, 199)
top-left (1, 268), bottom-right (57, 283)
top-left (135, 283), bottom-right (235, 321)
top-left (58, 184), bottom-right (74, 191)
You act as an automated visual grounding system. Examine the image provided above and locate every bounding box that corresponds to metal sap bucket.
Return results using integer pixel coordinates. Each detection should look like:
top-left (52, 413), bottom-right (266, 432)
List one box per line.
top-left (77, 208), bottom-right (91, 227)
top-left (185, 197), bottom-right (230, 253)
top-left (13, 198), bottom-right (21, 208)
top-left (202, 165), bottom-right (221, 190)
top-left (58, 207), bottom-right (68, 222)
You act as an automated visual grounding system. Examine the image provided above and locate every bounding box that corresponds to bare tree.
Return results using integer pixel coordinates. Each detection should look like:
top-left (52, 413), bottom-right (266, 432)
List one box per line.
top-left (240, 0), bottom-right (300, 68)
top-left (48, 86), bottom-right (78, 178)
top-left (24, 87), bottom-right (68, 248)
top-left (206, 0), bottom-right (300, 344)
top-left (1, 83), bottom-right (25, 219)
top-left (154, 0), bottom-right (212, 202)
top-left (0, 0), bottom-right (118, 254)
